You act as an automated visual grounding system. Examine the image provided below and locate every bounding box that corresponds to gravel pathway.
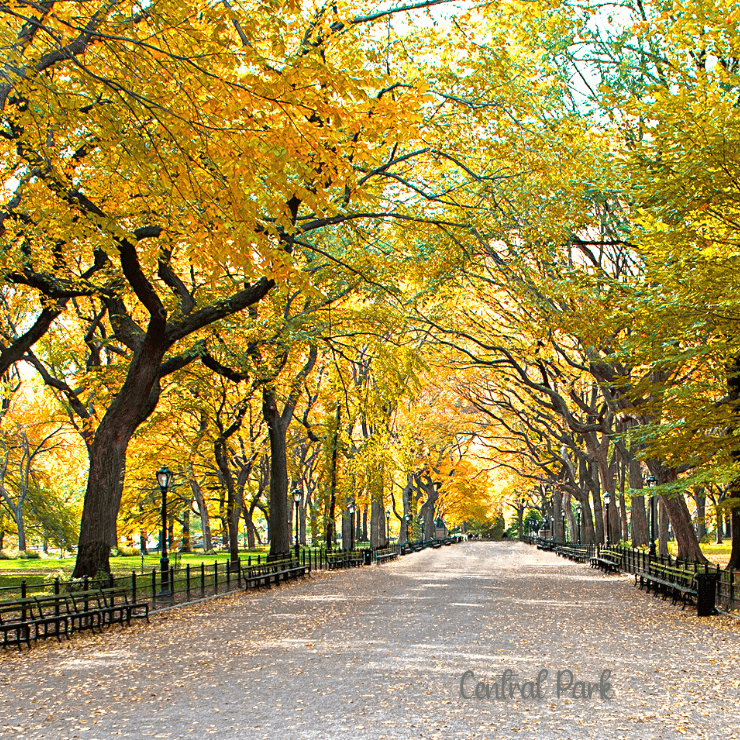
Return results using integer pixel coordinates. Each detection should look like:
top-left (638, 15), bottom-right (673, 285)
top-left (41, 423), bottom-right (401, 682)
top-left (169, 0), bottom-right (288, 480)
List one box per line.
top-left (2, 541), bottom-right (740, 740)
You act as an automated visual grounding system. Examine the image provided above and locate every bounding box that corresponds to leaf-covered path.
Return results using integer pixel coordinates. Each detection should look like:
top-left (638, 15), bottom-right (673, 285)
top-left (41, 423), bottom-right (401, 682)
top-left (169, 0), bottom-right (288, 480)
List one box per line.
top-left (2, 541), bottom-right (740, 739)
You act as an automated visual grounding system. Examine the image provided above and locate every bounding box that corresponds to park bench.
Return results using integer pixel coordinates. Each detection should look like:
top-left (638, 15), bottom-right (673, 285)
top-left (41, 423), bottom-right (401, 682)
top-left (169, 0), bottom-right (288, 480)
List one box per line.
top-left (243, 560), bottom-right (309, 589)
top-left (590, 555), bottom-right (620, 573)
top-left (326, 552), bottom-right (362, 570)
top-left (0, 596), bottom-right (68, 649)
top-left (0, 601), bottom-right (33, 650)
top-left (556, 546), bottom-right (589, 563)
top-left (376, 548), bottom-right (399, 565)
top-left (97, 588), bottom-right (149, 626)
top-left (0, 586), bottom-right (149, 650)
top-left (634, 563), bottom-right (697, 609)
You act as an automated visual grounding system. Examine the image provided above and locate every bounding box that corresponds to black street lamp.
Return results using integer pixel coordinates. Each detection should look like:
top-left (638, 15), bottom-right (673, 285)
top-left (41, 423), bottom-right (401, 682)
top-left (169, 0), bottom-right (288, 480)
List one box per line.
top-left (604, 492), bottom-right (611, 546)
top-left (292, 488), bottom-right (302, 560)
top-left (561, 508), bottom-right (566, 544)
top-left (518, 498), bottom-right (525, 539)
top-left (156, 466), bottom-right (173, 597)
top-left (386, 509), bottom-right (391, 545)
top-left (348, 502), bottom-right (356, 551)
top-left (646, 474), bottom-right (657, 558)
top-left (576, 503), bottom-right (582, 545)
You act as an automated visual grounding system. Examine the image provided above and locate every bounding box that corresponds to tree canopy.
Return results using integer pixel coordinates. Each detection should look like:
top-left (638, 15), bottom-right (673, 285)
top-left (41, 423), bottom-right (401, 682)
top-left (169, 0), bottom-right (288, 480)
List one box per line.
top-left (0, 0), bottom-right (737, 573)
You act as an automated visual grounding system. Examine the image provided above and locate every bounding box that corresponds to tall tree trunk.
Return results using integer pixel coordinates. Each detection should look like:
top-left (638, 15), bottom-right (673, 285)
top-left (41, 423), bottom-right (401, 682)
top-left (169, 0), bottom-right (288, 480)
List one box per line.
top-left (370, 498), bottom-right (383, 548)
top-left (694, 489), bottom-right (706, 542)
top-left (189, 475), bottom-right (212, 552)
top-left (325, 404), bottom-right (340, 551)
top-left (214, 438), bottom-right (241, 562)
top-left (14, 506), bottom-right (25, 552)
top-left (341, 510), bottom-right (352, 550)
top-left (246, 503), bottom-right (256, 549)
top-left (658, 497), bottom-right (669, 556)
top-left (662, 492), bottom-right (706, 561)
top-left (73, 362), bottom-right (156, 581)
top-left (725, 352), bottom-right (740, 568)
top-left (398, 474), bottom-right (412, 545)
top-left (181, 507), bottom-right (191, 552)
top-left (263, 388), bottom-right (290, 556)
top-left (715, 500), bottom-right (723, 544)
top-left (618, 460), bottom-right (628, 542)
top-left (591, 470), bottom-right (604, 544)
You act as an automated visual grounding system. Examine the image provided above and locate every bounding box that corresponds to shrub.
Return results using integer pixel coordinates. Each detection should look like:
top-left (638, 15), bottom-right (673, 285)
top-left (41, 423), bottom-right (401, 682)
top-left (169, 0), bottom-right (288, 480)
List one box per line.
top-left (0, 550), bottom-right (12, 560)
top-left (24, 550), bottom-right (42, 559)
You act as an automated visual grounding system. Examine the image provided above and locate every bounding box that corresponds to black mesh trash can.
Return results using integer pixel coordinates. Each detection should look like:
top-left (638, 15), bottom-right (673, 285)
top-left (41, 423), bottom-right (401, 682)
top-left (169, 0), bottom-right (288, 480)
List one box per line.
top-left (695, 573), bottom-right (718, 617)
top-left (363, 548), bottom-right (373, 566)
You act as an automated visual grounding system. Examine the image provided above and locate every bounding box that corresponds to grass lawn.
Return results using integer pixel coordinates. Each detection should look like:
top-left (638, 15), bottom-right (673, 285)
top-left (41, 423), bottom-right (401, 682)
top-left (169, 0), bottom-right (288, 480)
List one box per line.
top-left (0, 548), bottom-right (271, 574)
top-left (667, 541), bottom-right (731, 567)
top-left (0, 549), bottom-right (278, 593)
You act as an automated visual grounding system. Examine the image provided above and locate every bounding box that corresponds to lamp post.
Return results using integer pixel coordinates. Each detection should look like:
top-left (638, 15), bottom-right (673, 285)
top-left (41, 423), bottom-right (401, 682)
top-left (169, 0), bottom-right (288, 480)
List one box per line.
top-left (386, 510), bottom-right (390, 545)
top-left (518, 498), bottom-right (525, 539)
top-left (561, 508), bottom-right (566, 544)
top-left (603, 492), bottom-right (611, 546)
top-left (646, 474), bottom-right (657, 558)
top-left (156, 466), bottom-right (173, 597)
top-left (348, 502), bottom-right (356, 552)
top-left (292, 488), bottom-right (302, 560)
top-left (576, 503), bottom-right (582, 545)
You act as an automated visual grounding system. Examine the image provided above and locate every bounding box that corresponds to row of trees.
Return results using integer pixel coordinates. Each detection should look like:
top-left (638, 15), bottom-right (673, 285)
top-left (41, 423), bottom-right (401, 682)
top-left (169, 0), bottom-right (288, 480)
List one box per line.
top-left (418, 0), bottom-right (740, 567)
top-left (3, 0), bottom-right (740, 573)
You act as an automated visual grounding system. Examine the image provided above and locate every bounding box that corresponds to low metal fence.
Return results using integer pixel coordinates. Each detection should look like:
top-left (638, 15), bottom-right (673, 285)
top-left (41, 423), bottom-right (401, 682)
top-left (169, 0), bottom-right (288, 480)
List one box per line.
top-left (0, 537), bottom-right (461, 615)
top-left (522, 535), bottom-right (739, 612)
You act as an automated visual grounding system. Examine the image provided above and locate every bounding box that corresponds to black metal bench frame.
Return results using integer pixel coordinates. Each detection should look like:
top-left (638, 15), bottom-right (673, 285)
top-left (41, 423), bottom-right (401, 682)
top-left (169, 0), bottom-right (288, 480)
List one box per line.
top-left (0, 588), bottom-right (150, 650)
top-left (590, 557), bottom-right (620, 573)
top-left (634, 565), bottom-right (697, 609)
top-left (376, 550), bottom-right (399, 565)
top-left (243, 563), bottom-right (309, 589)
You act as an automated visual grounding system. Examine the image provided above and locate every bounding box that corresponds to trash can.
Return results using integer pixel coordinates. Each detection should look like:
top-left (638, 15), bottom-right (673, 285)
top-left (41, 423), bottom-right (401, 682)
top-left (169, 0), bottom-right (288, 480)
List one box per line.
top-left (363, 548), bottom-right (373, 566)
top-left (695, 573), bottom-right (718, 617)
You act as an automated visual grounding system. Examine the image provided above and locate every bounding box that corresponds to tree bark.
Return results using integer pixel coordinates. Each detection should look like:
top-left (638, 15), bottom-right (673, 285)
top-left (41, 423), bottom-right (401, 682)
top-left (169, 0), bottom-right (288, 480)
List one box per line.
top-left (73, 330), bottom-right (166, 577)
top-left (189, 474), bottom-right (212, 552)
top-left (181, 507), bottom-right (191, 552)
top-left (725, 352), bottom-right (740, 568)
top-left (662, 492), bottom-right (705, 561)
top-left (341, 511), bottom-right (352, 550)
top-left (263, 387), bottom-right (291, 556)
top-left (715, 500), bottom-right (723, 544)
top-left (694, 489), bottom-right (706, 542)
top-left (325, 404), bottom-right (340, 551)
top-left (370, 498), bottom-right (383, 548)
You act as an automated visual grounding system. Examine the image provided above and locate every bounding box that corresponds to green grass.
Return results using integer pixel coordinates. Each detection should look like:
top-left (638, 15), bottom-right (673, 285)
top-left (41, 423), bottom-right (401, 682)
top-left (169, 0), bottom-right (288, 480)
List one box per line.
top-left (667, 541), bottom-right (731, 566)
top-left (0, 548), bottom-right (272, 570)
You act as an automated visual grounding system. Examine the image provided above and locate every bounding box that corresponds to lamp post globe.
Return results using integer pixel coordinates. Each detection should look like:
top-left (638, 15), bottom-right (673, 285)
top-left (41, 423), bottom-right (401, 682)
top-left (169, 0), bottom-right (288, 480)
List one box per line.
top-left (156, 466), bottom-right (173, 597)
